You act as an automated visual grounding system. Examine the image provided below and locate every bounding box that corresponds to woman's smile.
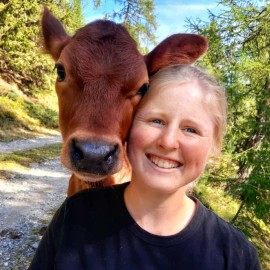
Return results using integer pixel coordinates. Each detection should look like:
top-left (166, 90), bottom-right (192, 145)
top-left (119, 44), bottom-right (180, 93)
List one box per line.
top-left (147, 154), bottom-right (182, 169)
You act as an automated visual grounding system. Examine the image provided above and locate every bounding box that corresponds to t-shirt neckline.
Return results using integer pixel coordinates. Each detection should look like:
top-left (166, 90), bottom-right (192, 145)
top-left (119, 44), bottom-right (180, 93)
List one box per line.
top-left (114, 182), bottom-right (205, 247)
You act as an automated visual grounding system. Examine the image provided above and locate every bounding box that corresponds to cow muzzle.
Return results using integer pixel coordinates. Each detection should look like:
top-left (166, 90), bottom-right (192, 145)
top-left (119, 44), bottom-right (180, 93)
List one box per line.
top-left (70, 138), bottom-right (120, 175)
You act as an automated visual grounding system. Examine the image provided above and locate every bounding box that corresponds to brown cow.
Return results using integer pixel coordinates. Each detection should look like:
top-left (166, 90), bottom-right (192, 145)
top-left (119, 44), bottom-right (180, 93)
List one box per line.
top-left (41, 6), bottom-right (208, 197)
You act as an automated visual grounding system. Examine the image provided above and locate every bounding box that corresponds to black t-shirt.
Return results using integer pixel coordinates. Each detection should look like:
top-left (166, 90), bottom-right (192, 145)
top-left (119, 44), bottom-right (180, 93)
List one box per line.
top-left (29, 183), bottom-right (261, 270)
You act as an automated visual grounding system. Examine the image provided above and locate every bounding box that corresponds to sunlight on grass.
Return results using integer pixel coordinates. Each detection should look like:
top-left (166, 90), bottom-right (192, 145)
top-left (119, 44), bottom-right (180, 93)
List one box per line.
top-left (195, 181), bottom-right (240, 221)
top-left (0, 79), bottom-right (59, 141)
top-left (0, 96), bottom-right (39, 125)
top-left (0, 144), bottom-right (62, 179)
top-left (0, 160), bottom-right (28, 178)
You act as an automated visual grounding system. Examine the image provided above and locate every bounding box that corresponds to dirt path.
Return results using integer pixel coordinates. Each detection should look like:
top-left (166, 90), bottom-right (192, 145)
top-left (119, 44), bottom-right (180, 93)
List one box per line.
top-left (0, 136), bottom-right (70, 269)
top-left (0, 135), bottom-right (62, 154)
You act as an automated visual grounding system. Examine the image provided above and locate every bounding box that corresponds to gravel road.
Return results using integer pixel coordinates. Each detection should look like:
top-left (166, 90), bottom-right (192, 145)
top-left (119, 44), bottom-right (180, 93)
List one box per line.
top-left (0, 135), bottom-right (62, 154)
top-left (0, 136), bottom-right (70, 269)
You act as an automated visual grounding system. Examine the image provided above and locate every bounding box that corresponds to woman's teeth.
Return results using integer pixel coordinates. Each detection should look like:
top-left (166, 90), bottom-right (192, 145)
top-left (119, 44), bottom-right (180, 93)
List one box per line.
top-left (148, 155), bottom-right (180, 169)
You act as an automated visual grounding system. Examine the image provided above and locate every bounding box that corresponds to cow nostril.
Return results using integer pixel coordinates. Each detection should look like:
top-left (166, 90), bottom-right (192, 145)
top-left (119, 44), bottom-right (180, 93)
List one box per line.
top-left (105, 153), bottom-right (113, 164)
top-left (104, 145), bottom-right (119, 163)
top-left (72, 139), bottom-right (84, 161)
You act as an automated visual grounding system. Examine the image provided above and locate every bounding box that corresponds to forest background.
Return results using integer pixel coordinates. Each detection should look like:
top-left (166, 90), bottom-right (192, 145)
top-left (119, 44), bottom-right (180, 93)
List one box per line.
top-left (0, 0), bottom-right (269, 268)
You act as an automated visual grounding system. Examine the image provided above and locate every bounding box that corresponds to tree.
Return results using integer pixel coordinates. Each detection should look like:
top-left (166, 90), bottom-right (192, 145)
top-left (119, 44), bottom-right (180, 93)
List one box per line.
top-left (91, 0), bottom-right (157, 52)
top-left (186, 0), bottom-right (269, 266)
top-left (0, 0), bottom-right (83, 94)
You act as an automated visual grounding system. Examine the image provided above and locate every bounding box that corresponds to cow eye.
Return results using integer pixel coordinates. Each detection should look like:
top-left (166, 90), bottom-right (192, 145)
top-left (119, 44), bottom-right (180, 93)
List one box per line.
top-left (136, 83), bottom-right (149, 96)
top-left (54, 63), bottom-right (66, 82)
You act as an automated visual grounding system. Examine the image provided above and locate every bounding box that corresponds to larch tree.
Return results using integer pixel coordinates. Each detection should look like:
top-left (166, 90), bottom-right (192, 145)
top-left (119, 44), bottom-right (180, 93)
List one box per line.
top-left (90, 0), bottom-right (157, 52)
top-left (0, 0), bottom-right (83, 93)
top-left (186, 0), bottom-right (269, 265)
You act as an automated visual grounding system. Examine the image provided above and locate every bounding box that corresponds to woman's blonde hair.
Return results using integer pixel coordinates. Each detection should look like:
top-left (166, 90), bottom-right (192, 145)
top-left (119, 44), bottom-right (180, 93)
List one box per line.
top-left (146, 64), bottom-right (227, 153)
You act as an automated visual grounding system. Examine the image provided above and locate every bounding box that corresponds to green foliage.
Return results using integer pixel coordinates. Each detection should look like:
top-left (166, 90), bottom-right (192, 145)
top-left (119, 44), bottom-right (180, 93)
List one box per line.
top-left (0, 0), bottom-right (84, 139)
top-left (0, 0), bottom-right (84, 94)
top-left (233, 208), bottom-right (270, 269)
top-left (187, 1), bottom-right (269, 266)
top-left (0, 80), bottom-right (59, 140)
top-left (195, 178), bottom-right (240, 221)
top-left (187, 0), bottom-right (270, 221)
top-left (23, 100), bottom-right (58, 128)
top-left (93, 0), bottom-right (157, 52)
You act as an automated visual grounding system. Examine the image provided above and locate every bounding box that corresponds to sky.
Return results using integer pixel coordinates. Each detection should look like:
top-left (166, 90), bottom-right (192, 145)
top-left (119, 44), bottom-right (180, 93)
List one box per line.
top-left (83, 0), bottom-right (223, 46)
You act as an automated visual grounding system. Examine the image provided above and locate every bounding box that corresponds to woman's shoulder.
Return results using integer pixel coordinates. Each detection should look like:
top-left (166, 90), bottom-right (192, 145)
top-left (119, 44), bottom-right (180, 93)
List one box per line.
top-left (195, 197), bottom-right (258, 253)
top-left (187, 197), bottom-right (261, 269)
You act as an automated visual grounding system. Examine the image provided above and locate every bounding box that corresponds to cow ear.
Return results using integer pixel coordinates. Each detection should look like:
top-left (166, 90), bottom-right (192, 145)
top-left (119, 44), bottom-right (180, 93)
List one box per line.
top-left (41, 6), bottom-right (70, 61)
top-left (145, 34), bottom-right (208, 75)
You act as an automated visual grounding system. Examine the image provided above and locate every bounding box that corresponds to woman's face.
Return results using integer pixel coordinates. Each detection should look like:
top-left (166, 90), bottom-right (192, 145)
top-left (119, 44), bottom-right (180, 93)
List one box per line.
top-left (127, 80), bottom-right (215, 194)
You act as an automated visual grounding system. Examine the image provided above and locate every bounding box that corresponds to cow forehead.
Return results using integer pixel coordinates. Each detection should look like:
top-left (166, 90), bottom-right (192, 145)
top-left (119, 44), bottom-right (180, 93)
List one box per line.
top-left (67, 20), bottom-right (146, 83)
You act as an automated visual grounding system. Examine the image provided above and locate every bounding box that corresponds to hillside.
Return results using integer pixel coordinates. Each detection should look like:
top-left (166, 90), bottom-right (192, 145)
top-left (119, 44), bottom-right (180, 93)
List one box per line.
top-left (0, 77), bottom-right (59, 142)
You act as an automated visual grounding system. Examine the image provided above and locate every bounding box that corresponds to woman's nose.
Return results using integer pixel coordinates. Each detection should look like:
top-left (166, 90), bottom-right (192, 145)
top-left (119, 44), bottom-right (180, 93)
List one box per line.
top-left (157, 127), bottom-right (179, 150)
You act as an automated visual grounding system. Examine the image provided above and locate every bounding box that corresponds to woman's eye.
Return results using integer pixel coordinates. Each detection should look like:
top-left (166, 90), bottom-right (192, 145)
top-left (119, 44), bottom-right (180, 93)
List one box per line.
top-left (152, 119), bottom-right (164, 125)
top-left (54, 63), bottom-right (66, 82)
top-left (184, 127), bottom-right (197, 134)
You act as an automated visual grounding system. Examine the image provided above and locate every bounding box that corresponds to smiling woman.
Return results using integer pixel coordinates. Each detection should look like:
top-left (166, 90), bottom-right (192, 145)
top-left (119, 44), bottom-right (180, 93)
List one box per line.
top-left (125, 64), bottom-right (225, 234)
top-left (123, 65), bottom-right (261, 269)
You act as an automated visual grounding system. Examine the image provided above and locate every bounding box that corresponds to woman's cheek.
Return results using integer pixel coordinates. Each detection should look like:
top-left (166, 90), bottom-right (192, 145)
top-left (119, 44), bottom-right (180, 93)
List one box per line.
top-left (183, 139), bottom-right (212, 163)
top-left (131, 122), bottom-right (151, 143)
top-left (127, 123), bottom-right (145, 155)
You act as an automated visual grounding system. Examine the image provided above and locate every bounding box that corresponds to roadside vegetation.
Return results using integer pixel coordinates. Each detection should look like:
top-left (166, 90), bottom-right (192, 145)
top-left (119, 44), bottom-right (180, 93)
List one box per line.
top-left (0, 79), bottom-right (59, 141)
top-left (0, 144), bottom-right (62, 179)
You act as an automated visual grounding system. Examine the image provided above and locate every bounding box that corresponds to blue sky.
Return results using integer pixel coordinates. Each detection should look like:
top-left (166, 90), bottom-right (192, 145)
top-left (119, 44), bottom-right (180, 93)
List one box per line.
top-left (83, 0), bottom-right (223, 45)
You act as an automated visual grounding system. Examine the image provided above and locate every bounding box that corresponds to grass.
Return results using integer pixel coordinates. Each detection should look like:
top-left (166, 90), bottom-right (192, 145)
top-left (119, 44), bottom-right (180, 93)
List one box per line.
top-left (0, 143), bottom-right (62, 179)
top-left (195, 180), bottom-right (240, 221)
top-left (0, 78), bottom-right (59, 141)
